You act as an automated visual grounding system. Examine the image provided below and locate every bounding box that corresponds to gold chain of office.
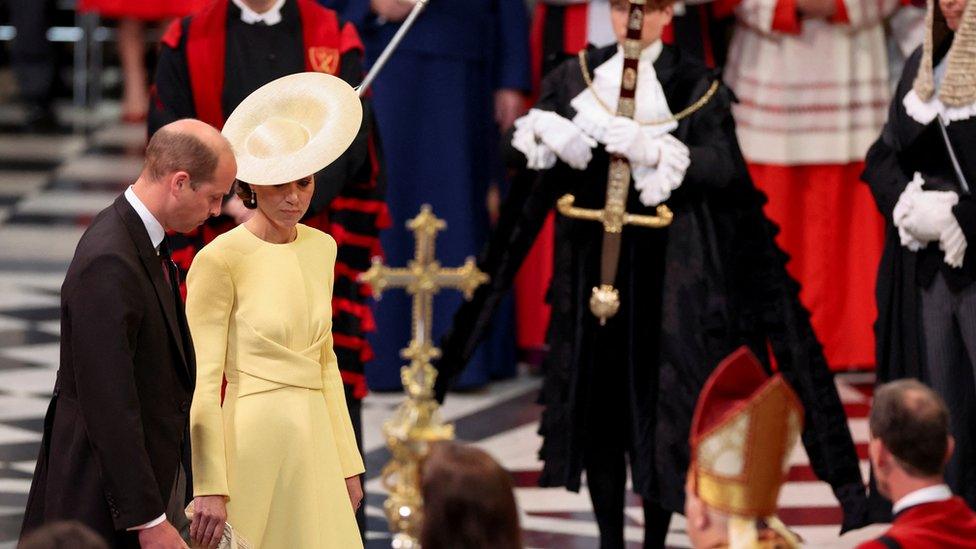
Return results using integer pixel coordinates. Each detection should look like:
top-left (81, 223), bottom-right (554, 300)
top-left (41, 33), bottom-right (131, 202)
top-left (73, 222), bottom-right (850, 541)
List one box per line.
top-left (577, 50), bottom-right (720, 126)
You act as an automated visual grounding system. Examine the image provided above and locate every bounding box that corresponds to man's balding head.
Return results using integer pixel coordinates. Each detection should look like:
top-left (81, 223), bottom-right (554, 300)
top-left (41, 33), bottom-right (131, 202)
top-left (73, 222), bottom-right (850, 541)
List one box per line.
top-left (870, 379), bottom-right (951, 477)
top-left (136, 119), bottom-right (236, 233)
top-left (144, 119), bottom-right (234, 188)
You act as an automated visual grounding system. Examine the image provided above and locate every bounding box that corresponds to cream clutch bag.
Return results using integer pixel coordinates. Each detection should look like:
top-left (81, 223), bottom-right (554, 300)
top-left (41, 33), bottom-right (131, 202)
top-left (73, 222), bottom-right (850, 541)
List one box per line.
top-left (184, 502), bottom-right (252, 549)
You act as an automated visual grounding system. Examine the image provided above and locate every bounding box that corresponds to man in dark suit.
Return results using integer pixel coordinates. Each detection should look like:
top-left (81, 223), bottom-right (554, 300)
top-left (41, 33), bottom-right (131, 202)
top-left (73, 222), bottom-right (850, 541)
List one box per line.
top-left (20, 119), bottom-right (237, 548)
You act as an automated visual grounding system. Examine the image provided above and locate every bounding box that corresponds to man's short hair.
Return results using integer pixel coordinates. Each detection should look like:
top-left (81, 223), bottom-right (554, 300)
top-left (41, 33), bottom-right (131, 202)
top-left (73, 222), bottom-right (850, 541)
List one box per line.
top-left (144, 127), bottom-right (219, 188)
top-left (869, 379), bottom-right (951, 477)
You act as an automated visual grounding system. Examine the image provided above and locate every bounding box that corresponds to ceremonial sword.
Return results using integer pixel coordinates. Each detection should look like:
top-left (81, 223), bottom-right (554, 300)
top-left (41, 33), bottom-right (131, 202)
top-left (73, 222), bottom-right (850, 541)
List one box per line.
top-left (556, 0), bottom-right (674, 325)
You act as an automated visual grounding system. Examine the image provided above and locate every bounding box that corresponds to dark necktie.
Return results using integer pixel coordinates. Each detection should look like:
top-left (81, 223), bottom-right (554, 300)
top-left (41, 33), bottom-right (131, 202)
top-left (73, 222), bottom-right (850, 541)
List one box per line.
top-left (158, 239), bottom-right (182, 303)
top-left (159, 239), bottom-right (192, 364)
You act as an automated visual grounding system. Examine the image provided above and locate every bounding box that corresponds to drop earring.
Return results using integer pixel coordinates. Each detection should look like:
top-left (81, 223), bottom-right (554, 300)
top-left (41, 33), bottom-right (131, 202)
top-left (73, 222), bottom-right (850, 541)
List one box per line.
top-left (249, 195), bottom-right (257, 208)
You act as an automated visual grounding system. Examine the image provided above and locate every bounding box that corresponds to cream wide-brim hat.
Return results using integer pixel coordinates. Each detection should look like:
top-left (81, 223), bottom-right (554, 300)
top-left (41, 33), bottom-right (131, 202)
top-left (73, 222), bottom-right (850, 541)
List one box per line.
top-left (221, 72), bottom-right (363, 186)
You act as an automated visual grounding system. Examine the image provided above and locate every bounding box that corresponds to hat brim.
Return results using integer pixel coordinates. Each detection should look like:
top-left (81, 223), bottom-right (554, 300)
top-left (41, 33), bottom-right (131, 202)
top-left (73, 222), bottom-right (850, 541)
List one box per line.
top-left (222, 72), bottom-right (363, 186)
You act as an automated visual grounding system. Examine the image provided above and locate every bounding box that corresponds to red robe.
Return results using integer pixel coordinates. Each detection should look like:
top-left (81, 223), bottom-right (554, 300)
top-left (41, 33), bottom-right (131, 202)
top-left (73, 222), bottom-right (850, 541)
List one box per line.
top-left (78, 0), bottom-right (205, 20)
top-left (857, 497), bottom-right (976, 549)
top-left (714, 0), bottom-right (895, 370)
top-left (152, 0), bottom-right (388, 398)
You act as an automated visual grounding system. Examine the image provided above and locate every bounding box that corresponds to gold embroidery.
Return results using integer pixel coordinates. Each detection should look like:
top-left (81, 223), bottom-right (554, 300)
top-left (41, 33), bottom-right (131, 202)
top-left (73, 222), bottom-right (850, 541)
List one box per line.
top-left (308, 47), bottom-right (340, 75)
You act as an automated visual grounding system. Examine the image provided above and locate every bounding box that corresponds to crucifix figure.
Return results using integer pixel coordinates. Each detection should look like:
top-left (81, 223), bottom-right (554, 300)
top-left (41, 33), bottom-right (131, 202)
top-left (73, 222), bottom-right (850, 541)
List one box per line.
top-left (359, 204), bottom-right (488, 547)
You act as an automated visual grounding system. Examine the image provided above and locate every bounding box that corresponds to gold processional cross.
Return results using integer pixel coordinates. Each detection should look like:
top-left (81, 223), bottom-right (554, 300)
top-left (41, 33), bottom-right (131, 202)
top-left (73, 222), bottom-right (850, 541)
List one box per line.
top-left (359, 204), bottom-right (488, 548)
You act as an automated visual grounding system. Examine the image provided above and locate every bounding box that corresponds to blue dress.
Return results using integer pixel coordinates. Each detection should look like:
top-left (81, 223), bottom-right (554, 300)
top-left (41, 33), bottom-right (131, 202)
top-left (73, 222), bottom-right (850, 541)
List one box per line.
top-left (320, 0), bottom-right (531, 390)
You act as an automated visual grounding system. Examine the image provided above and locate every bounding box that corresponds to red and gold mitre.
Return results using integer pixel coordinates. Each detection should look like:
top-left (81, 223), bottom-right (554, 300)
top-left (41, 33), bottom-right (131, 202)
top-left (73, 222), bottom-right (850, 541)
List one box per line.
top-left (689, 347), bottom-right (804, 546)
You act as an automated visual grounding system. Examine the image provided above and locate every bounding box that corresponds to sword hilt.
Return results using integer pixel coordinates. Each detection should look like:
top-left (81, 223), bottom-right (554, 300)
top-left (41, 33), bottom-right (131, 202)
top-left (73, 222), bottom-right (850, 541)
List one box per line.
top-left (556, 194), bottom-right (674, 230)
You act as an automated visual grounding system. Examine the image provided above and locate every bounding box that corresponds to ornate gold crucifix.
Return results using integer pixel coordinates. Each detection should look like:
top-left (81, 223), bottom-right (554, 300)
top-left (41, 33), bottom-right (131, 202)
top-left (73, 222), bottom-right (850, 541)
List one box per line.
top-left (359, 204), bottom-right (488, 547)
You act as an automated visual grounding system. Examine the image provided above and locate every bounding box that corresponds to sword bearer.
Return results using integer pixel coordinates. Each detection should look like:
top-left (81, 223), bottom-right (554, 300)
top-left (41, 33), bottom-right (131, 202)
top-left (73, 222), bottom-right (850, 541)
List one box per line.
top-left (434, 0), bottom-right (872, 545)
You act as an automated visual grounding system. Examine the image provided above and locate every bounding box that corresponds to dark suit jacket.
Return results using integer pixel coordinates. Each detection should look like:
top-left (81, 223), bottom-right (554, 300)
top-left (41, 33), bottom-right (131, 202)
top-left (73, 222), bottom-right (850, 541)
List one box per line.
top-left (21, 194), bottom-right (195, 547)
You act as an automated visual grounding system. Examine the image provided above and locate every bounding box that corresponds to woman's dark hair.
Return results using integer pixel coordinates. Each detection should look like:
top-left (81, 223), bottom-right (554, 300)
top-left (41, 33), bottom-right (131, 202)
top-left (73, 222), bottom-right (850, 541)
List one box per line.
top-left (235, 180), bottom-right (257, 209)
top-left (420, 441), bottom-right (522, 549)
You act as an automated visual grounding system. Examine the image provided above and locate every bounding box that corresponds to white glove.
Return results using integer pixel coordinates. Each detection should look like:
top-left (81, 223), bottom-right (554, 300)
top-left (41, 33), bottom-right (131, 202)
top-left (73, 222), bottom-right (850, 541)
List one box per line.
top-left (893, 174), bottom-right (925, 251)
top-left (940, 218), bottom-right (968, 268)
top-left (532, 109), bottom-right (597, 170)
top-left (604, 117), bottom-right (661, 167)
top-left (571, 108), bottom-right (610, 143)
top-left (511, 120), bottom-right (556, 171)
top-left (899, 190), bottom-right (959, 243)
top-left (631, 135), bottom-right (691, 206)
top-left (632, 166), bottom-right (671, 206)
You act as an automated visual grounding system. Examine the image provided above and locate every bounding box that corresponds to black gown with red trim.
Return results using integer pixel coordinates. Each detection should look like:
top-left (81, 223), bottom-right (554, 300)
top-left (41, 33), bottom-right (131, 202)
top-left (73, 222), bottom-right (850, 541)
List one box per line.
top-left (148, 0), bottom-right (387, 402)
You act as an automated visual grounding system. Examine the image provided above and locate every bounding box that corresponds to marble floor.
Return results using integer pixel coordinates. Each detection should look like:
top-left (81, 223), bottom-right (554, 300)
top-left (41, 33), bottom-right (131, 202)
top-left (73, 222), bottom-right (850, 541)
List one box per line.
top-left (0, 104), bottom-right (889, 548)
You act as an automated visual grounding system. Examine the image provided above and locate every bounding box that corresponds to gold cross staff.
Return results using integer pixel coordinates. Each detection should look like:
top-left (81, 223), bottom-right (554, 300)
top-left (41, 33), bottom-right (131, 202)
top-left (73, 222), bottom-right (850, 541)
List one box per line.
top-left (359, 204), bottom-right (488, 547)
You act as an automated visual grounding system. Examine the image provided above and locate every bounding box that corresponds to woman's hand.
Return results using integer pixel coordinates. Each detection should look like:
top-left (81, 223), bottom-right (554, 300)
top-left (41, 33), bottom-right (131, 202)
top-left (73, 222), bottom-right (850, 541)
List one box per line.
top-left (346, 475), bottom-right (364, 512)
top-left (189, 495), bottom-right (228, 548)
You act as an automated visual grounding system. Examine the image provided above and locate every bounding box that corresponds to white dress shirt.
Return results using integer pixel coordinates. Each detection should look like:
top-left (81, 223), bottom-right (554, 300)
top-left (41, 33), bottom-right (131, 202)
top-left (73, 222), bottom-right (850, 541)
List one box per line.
top-left (570, 40), bottom-right (679, 142)
top-left (124, 186), bottom-right (165, 253)
top-left (231, 0), bottom-right (286, 25)
top-left (892, 483), bottom-right (953, 515)
top-left (122, 186), bottom-right (168, 531)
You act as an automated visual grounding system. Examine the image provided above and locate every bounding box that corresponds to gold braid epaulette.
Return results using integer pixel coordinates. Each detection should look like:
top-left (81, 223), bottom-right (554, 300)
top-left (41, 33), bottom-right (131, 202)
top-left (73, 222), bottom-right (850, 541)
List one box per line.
top-left (578, 49), bottom-right (720, 126)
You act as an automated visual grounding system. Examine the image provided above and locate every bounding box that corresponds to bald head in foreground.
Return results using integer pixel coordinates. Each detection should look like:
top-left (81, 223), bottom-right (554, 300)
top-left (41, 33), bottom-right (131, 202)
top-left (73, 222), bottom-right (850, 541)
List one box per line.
top-left (21, 119), bottom-right (235, 548)
top-left (858, 380), bottom-right (976, 549)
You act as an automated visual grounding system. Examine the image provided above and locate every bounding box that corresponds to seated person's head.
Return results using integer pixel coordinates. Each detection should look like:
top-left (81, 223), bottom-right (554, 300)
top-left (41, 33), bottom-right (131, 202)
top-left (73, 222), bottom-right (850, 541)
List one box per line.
top-left (609, 0), bottom-right (675, 49)
top-left (420, 441), bottom-right (521, 549)
top-left (19, 521), bottom-right (108, 549)
top-left (684, 348), bottom-right (803, 549)
top-left (868, 379), bottom-right (954, 500)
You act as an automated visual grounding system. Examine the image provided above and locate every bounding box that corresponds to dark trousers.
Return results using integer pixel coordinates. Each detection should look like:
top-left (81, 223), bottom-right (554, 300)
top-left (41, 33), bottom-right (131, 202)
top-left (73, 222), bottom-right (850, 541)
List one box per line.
top-left (920, 272), bottom-right (976, 506)
top-left (8, 0), bottom-right (57, 105)
top-left (583, 326), bottom-right (670, 549)
top-left (583, 446), bottom-right (672, 549)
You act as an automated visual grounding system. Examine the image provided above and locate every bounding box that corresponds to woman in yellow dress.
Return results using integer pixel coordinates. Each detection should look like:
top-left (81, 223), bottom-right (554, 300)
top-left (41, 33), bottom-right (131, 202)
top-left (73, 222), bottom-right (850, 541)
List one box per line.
top-left (184, 72), bottom-right (366, 548)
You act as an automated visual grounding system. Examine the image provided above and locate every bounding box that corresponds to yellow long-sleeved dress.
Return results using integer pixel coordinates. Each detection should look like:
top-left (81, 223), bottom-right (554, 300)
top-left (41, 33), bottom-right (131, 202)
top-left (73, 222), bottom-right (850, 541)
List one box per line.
top-left (186, 224), bottom-right (364, 548)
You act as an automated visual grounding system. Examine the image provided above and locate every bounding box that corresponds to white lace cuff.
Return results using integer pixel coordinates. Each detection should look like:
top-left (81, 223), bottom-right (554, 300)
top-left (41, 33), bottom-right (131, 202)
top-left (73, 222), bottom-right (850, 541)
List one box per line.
top-left (940, 217), bottom-right (968, 268)
top-left (903, 90), bottom-right (976, 126)
top-left (570, 99), bottom-right (613, 143)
